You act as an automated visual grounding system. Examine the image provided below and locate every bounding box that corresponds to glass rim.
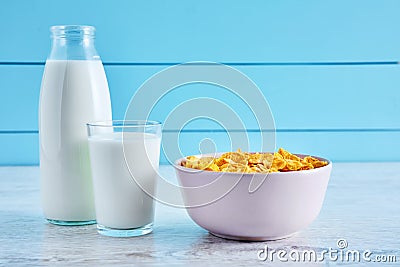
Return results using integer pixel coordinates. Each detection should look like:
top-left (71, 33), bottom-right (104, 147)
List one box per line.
top-left (50, 25), bottom-right (95, 32)
top-left (86, 120), bottom-right (162, 128)
top-left (50, 25), bottom-right (96, 39)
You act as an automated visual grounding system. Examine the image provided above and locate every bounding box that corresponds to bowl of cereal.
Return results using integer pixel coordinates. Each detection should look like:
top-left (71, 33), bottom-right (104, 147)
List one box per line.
top-left (174, 148), bottom-right (332, 241)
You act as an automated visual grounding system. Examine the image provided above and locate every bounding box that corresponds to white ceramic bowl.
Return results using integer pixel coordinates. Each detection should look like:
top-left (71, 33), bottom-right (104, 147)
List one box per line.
top-left (174, 153), bottom-right (332, 241)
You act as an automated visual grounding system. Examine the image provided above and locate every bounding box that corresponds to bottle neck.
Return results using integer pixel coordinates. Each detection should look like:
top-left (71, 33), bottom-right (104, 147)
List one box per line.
top-left (48, 25), bottom-right (100, 61)
top-left (52, 37), bottom-right (94, 47)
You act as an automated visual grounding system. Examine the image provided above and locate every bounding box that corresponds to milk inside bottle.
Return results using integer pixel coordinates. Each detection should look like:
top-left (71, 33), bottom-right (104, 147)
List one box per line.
top-left (39, 25), bottom-right (112, 225)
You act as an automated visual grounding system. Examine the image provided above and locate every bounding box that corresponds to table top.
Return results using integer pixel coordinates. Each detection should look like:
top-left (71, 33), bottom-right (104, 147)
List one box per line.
top-left (0, 163), bottom-right (399, 266)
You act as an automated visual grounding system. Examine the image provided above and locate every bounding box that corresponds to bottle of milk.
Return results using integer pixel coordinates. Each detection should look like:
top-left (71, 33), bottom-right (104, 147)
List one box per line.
top-left (39, 25), bottom-right (112, 225)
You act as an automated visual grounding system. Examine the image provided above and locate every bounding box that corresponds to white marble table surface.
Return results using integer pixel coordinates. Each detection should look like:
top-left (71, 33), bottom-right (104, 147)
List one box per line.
top-left (0, 163), bottom-right (399, 266)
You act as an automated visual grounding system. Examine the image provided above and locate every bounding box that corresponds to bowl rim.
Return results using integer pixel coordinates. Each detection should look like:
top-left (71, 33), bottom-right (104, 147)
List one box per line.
top-left (173, 152), bottom-right (332, 176)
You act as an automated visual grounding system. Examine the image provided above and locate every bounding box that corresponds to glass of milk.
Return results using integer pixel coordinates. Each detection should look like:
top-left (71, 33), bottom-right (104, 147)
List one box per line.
top-left (87, 120), bottom-right (161, 237)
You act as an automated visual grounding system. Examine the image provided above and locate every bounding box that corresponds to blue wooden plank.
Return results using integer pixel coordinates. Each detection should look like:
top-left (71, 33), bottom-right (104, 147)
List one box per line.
top-left (164, 131), bottom-right (400, 163)
top-left (0, 65), bottom-right (163, 130)
top-left (0, 134), bottom-right (39, 165)
top-left (1, 65), bottom-right (399, 130)
top-left (1, 130), bottom-right (400, 165)
top-left (248, 64), bottom-right (400, 130)
top-left (0, 65), bottom-right (43, 130)
top-left (1, 0), bottom-right (400, 62)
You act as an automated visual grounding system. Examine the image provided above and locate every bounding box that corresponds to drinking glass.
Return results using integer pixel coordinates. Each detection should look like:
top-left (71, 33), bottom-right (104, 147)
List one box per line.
top-left (87, 120), bottom-right (161, 237)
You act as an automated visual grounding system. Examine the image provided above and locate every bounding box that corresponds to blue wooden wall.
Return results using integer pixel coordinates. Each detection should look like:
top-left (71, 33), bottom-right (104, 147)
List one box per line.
top-left (1, 0), bottom-right (400, 165)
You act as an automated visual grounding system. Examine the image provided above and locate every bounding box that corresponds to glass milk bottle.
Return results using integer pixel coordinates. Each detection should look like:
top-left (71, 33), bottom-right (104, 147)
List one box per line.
top-left (39, 25), bottom-right (112, 225)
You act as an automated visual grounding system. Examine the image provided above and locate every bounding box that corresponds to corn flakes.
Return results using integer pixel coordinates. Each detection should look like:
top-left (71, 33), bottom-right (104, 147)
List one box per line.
top-left (181, 148), bottom-right (328, 173)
